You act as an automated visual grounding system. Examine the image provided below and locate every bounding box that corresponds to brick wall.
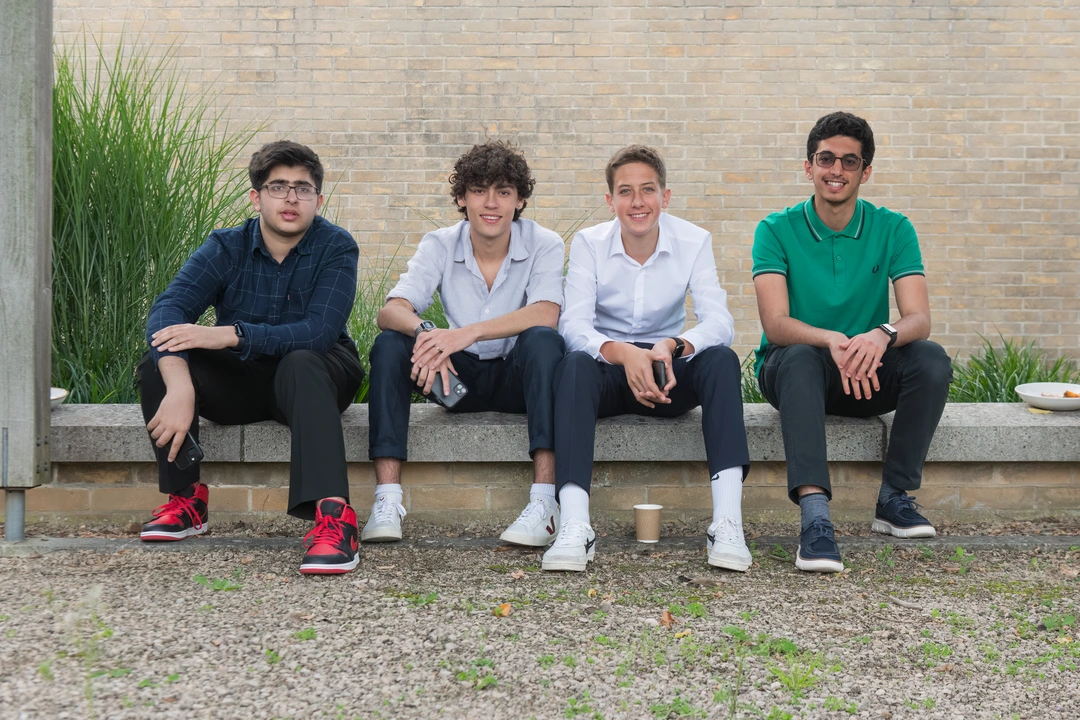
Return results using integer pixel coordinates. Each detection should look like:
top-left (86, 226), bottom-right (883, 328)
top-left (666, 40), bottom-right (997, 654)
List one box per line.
top-left (53, 0), bottom-right (1080, 361)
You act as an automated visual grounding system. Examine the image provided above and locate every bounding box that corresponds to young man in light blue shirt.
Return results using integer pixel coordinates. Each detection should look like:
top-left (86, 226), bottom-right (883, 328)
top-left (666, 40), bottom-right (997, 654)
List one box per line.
top-left (366, 141), bottom-right (566, 546)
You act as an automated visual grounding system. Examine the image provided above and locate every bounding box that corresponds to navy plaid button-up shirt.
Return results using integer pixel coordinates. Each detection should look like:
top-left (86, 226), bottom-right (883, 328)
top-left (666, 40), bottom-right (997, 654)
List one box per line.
top-left (146, 215), bottom-right (358, 364)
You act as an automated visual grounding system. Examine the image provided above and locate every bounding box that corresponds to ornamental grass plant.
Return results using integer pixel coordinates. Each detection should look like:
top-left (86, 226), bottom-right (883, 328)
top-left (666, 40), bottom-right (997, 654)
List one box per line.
top-left (948, 333), bottom-right (1080, 403)
top-left (52, 35), bottom-right (259, 402)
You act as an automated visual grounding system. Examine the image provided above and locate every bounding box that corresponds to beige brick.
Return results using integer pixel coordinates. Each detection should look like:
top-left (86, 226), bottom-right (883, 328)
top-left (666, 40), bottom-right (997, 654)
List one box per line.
top-left (1034, 487), bottom-right (1080, 512)
top-left (1000, 463), bottom-right (1075, 488)
top-left (408, 486), bottom-right (487, 512)
top-left (920, 463), bottom-right (997, 487)
top-left (401, 462), bottom-right (453, 486)
top-left (90, 486), bottom-right (168, 512)
top-left (647, 486), bottom-right (711, 511)
top-left (211, 487), bottom-right (250, 513)
top-left (25, 487), bottom-right (91, 514)
top-left (53, 463), bottom-right (133, 485)
top-left (450, 463), bottom-right (532, 488)
top-left (251, 488), bottom-right (290, 513)
top-left (959, 486), bottom-right (1035, 511)
top-left (590, 486), bottom-right (647, 510)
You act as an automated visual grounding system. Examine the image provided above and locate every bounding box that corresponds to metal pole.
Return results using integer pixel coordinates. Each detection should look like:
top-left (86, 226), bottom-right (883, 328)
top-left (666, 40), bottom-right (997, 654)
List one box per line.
top-left (4, 489), bottom-right (25, 542)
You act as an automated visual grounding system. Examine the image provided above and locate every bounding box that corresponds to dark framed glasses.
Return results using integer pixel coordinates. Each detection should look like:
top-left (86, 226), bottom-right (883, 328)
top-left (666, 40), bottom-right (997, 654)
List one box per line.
top-left (812, 152), bottom-right (865, 171)
top-left (260, 183), bottom-right (318, 200)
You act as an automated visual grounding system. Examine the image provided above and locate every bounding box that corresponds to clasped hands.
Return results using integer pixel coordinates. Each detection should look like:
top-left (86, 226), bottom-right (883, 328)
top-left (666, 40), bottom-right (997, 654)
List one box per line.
top-left (151, 323), bottom-right (238, 353)
top-left (410, 326), bottom-right (476, 396)
top-left (617, 341), bottom-right (677, 409)
top-left (829, 330), bottom-right (890, 400)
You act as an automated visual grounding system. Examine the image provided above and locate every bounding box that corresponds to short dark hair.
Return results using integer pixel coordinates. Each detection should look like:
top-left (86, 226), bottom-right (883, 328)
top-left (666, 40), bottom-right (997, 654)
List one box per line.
top-left (605, 145), bottom-right (666, 193)
top-left (248, 140), bottom-right (325, 194)
top-left (449, 141), bottom-right (535, 222)
top-left (806, 112), bottom-right (875, 167)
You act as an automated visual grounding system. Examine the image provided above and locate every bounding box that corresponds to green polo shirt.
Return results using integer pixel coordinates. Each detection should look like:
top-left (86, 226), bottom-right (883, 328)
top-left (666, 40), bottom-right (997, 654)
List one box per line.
top-left (751, 196), bottom-right (924, 375)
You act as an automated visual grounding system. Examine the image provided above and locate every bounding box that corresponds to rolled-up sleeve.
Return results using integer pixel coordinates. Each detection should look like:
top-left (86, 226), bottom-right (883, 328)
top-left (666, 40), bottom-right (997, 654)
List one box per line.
top-left (525, 233), bottom-right (566, 307)
top-left (680, 234), bottom-right (735, 354)
top-left (386, 231), bottom-right (447, 316)
top-left (559, 233), bottom-right (613, 359)
top-left (239, 239), bottom-right (358, 358)
top-left (146, 236), bottom-right (229, 366)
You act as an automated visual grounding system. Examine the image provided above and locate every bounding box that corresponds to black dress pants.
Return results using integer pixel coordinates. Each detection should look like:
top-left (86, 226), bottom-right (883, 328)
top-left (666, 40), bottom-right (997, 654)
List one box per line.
top-left (757, 340), bottom-right (952, 504)
top-left (136, 342), bottom-right (364, 520)
top-left (367, 326), bottom-right (564, 460)
top-left (553, 344), bottom-right (751, 496)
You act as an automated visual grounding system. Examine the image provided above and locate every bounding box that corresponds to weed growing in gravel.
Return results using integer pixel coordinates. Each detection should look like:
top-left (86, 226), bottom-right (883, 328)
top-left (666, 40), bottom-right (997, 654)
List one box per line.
top-left (649, 692), bottom-right (705, 718)
top-left (562, 654), bottom-right (578, 668)
top-left (919, 641), bottom-right (953, 668)
top-left (767, 652), bottom-right (836, 699)
top-left (538, 654), bottom-right (556, 668)
top-left (824, 695), bottom-right (857, 714)
top-left (770, 544), bottom-right (791, 562)
top-left (918, 545), bottom-right (934, 561)
top-left (876, 545), bottom-right (895, 568)
top-left (265, 649), bottom-right (282, 665)
top-left (395, 591), bottom-right (438, 607)
top-left (294, 627), bottom-right (317, 641)
top-left (64, 585), bottom-right (113, 720)
top-left (766, 706), bottom-right (793, 720)
top-left (193, 574), bottom-right (242, 592)
top-left (565, 690), bottom-right (602, 719)
top-left (952, 546), bottom-right (975, 574)
top-left (38, 661), bottom-right (54, 681)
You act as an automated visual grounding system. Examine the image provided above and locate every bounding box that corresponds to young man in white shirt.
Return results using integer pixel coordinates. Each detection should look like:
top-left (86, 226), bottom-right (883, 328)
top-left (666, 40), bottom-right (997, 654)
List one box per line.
top-left (366, 141), bottom-right (566, 546)
top-left (543, 145), bottom-right (751, 573)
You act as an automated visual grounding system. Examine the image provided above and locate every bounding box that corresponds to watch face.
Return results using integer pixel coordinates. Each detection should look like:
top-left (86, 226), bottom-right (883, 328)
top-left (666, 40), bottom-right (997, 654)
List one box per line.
top-left (883, 323), bottom-right (897, 334)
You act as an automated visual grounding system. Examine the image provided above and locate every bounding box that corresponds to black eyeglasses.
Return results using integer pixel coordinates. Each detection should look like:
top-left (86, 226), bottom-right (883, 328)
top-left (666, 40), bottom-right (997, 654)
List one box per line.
top-left (260, 183), bottom-right (318, 201)
top-left (812, 152), bottom-right (865, 171)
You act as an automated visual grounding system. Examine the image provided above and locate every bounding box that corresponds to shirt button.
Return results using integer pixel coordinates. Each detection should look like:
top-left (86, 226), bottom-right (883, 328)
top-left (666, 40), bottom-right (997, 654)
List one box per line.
top-left (836, 256), bottom-right (841, 260)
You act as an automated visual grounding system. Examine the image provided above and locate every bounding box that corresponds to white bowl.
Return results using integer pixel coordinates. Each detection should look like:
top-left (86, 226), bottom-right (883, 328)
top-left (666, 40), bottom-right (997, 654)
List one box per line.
top-left (1015, 382), bottom-right (1080, 411)
top-left (50, 387), bottom-right (69, 410)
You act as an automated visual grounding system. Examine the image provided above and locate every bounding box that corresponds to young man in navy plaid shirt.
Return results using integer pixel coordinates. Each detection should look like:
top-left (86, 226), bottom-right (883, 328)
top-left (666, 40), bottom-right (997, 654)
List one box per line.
top-left (138, 141), bottom-right (366, 575)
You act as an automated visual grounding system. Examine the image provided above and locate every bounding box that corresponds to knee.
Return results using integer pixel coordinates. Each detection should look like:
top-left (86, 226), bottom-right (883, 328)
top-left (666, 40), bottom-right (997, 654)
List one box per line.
top-left (277, 349), bottom-right (322, 379)
top-left (695, 345), bottom-right (740, 376)
top-left (517, 326), bottom-right (565, 361)
top-left (905, 341), bottom-right (953, 391)
top-left (369, 330), bottom-right (412, 367)
top-left (555, 350), bottom-right (596, 385)
top-left (773, 344), bottom-right (827, 378)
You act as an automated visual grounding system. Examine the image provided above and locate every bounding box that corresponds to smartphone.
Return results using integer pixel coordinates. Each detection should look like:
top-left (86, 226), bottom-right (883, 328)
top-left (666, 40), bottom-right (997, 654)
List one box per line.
top-left (428, 370), bottom-right (469, 409)
top-left (173, 432), bottom-right (204, 470)
top-left (652, 360), bottom-right (667, 390)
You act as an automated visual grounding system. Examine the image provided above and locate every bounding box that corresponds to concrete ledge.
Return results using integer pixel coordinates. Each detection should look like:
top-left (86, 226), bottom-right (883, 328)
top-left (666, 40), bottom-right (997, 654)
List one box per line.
top-left (50, 402), bottom-right (1080, 464)
top-left (48, 403), bottom-right (886, 463)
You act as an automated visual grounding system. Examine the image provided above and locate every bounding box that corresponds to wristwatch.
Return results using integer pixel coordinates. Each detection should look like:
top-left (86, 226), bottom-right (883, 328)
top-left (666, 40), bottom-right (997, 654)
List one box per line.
top-left (232, 321), bottom-right (246, 352)
top-left (669, 337), bottom-right (686, 360)
top-left (876, 323), bottom-right (898, 348)
top-left (414, 320), bottom-right (437, 338)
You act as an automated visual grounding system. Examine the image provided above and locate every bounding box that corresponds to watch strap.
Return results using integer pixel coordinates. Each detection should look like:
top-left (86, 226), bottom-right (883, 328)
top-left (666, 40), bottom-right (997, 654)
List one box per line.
top-left (670, 337), bottom-right (685, 360)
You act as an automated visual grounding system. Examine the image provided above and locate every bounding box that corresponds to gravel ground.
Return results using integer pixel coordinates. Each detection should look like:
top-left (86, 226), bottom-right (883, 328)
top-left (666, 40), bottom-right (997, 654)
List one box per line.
top-left (1, 531), bottom-right (1078, 720)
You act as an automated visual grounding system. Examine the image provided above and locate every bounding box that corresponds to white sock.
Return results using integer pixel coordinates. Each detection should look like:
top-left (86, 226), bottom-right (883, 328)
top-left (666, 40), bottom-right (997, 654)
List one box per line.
top-left (711, 467), bottom-right (744, 524)
top-left (375, 484), bottom-right (403, 504)
top-left (530, 483), bottom-right (556, 503)
top-left (557, 483), bottom-right (591, 526)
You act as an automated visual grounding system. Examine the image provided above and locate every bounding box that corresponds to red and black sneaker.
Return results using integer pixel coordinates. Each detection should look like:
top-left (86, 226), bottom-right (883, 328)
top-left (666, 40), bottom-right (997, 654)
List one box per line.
top-left (299, 499), bottom-right (360, 575)
top-left (140, 483), bottom-right (209, 542)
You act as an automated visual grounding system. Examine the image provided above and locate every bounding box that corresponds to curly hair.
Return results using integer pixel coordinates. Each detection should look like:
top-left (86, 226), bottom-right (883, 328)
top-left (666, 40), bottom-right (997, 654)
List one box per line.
top-left (806, 112), bottom-right (875, 167)
top-left (449, 141), bottom-right (535, 221)
top-left (248, 140), bottom-right (324, 194)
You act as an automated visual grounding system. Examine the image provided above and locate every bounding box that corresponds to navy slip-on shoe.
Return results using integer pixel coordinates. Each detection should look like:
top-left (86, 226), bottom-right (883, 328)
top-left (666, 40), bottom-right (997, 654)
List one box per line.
top-left (795, 518), bottom-right (844, 573)
top-left (873, 494), bottom-right (936, 539)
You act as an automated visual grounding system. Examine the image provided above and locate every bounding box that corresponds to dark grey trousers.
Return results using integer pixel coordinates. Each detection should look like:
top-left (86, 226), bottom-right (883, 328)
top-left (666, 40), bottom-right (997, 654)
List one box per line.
top-left (757, 340), bottom-right (952, 503)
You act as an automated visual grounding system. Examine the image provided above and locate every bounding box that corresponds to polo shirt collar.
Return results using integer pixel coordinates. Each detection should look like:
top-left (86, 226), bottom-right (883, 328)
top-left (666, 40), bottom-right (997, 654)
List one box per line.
top-left (802, 196), bottom-right (865, 242)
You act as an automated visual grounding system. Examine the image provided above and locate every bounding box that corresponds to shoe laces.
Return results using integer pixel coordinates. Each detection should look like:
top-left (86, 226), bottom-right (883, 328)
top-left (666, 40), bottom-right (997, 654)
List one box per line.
top-left (304, 511), bottom-right (347, 549)
top-left (885, 493), bottom-right (925, 516)
top-left (553, 518), bottom-right (590, 547)
top-left (151, 492), bottom-right (203, 530)
top-left (709, 516), bottom-right (744, 545)
top-left (372, 495), bottom-right (407, 524)
top-left (803, 517), bottom-right (836, 540)
top-left (513, 497), bottom-right (550, 526)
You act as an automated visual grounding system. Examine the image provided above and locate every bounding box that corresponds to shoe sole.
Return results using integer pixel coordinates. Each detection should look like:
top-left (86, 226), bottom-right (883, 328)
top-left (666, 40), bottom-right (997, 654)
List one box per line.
top-left (361, 527), bottom-right (402, 543)
top-left (542, 548), bottom-right (595, 572)
top-left (499, 530), bottom-right (556, 547)
top-left (708, 551), bottom-right (751, 572)
top-left (299, 553), bottom-right (360, 575)
top-left (140, 524), bottom-right (208, 542)
top-left (872, 519), bottom-right (936, 539)
top-left (795, 548), bottom-right (844, 573)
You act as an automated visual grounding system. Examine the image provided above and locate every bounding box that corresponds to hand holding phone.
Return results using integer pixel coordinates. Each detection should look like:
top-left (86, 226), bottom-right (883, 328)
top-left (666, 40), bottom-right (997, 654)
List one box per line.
top-left (652, 360), bottom-right (667, 391)
top-left (428, 370), bottom-right (469, 409)
top-left (173, 432), bottom-right (204, 470)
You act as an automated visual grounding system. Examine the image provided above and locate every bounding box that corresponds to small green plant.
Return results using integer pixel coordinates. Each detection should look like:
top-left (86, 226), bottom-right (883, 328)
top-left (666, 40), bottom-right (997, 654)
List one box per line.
top-left (824, 696), bottom-right (857, 714)
top-left (562, 655), bottom-right (578, 668)
top-left (399, 591), bottom-right (438, 607)
top-left (876, 545), bottom-right (895, 568)
top-left (952, 546), bottom-right (975, 574)
top-left (920, 641), bottom-right (953, 668)
top-left (741, 352), bottom-right (766, 403)
top-left (294, 628), bottom-right (317, 641)
top-left (193, 574), bottom-right (242, 592)
top-left (768, 652), bottom-right (830, 699)
top-left (538, 654), bottom-right (556, 668)
top-left (948, 333), bottom-right (1080, 403)
top-left (565, 690), bottom-right (602, 719)
top-left (649, 693), bottom-right (706, 718)
top-left (265, 649), bottom-right (281, 665)
top-left (766, 707), bottom-right (793, 720)
top-left (137, 679), bottom-right (158, 689)
top-left (38, 661), bottom-right (54, 681)
top-left (686, 602), bottom-right (707, 619)
top-left (1042, 613), bottom-right (1076, 632)
top-left (770, 544), bottom-right (791, 561)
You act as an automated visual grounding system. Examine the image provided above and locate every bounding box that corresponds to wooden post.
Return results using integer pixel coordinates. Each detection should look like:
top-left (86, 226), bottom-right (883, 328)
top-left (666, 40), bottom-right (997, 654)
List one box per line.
top-left (0, 1), bottom-right (53, 541)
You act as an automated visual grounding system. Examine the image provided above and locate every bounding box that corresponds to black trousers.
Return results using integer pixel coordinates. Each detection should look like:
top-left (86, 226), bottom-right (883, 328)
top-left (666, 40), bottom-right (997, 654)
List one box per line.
top-left (136, 343), bottom-right (364, 520)
top-left (367, 326), bottom-right (565, 460)
top-left (757, 340), bottom-right (952, 504)
top-left (553, 344), bottom-right (751, 495)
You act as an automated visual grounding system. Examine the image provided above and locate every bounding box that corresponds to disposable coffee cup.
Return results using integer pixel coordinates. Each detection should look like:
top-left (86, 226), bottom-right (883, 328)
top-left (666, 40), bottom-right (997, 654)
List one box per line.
top-left (633, 504), bottom-right (663, 543)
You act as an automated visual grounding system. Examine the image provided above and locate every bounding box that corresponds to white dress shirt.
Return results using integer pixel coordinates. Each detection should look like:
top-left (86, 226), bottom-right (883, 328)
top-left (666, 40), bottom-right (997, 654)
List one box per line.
top-left (559, 213), bottom-right (734, 361)
top-left (387, 219), bottom-right (565, 360)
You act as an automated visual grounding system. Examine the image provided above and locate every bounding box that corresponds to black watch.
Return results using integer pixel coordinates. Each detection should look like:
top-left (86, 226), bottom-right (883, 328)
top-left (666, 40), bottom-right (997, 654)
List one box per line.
top-left (414, 320), bottom-right (436, 338)
top-left (669, 337), bottom-right (686, 360)
top-left (232, 322), bottom-right (246, 353)
top-left (876, 323), bottom-right (898, 348)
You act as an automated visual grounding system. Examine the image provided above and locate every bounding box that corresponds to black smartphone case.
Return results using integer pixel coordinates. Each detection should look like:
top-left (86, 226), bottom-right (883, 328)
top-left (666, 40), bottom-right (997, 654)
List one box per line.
top-left (173, 432), bottom-right (205, 470)
top-left (428, 372), bottom-right (469, 409)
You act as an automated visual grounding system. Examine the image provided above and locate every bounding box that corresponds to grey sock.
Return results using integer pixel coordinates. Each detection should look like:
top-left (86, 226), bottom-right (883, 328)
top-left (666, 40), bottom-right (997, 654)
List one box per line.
top-left (799, 492), bottom-right (830, 532)
top-left (877, 481), bottom-right (904, 506)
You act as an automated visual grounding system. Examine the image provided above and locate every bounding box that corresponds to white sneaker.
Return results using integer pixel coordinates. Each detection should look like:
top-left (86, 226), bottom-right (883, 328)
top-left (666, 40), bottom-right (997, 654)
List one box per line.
top-left (500, 497), bottom-right (559, 546)
top-left (541, 518), bottom-right (595, 572)
top-left (707, 516), bottom-right (752, 572)
top-left (360, 495), bottom-right (406, 542)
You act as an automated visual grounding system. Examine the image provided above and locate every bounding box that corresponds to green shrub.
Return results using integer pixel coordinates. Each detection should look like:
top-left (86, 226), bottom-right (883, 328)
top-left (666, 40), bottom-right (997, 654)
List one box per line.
top-left (52, 35), bottom-right (259, 402)
top-left (949, 334), bottom-right (1080, 403)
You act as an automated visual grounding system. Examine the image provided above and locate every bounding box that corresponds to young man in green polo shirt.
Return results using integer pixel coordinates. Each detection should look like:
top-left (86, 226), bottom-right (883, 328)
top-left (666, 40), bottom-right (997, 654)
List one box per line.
top-left (752, 112), bottom-right (952, 573)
